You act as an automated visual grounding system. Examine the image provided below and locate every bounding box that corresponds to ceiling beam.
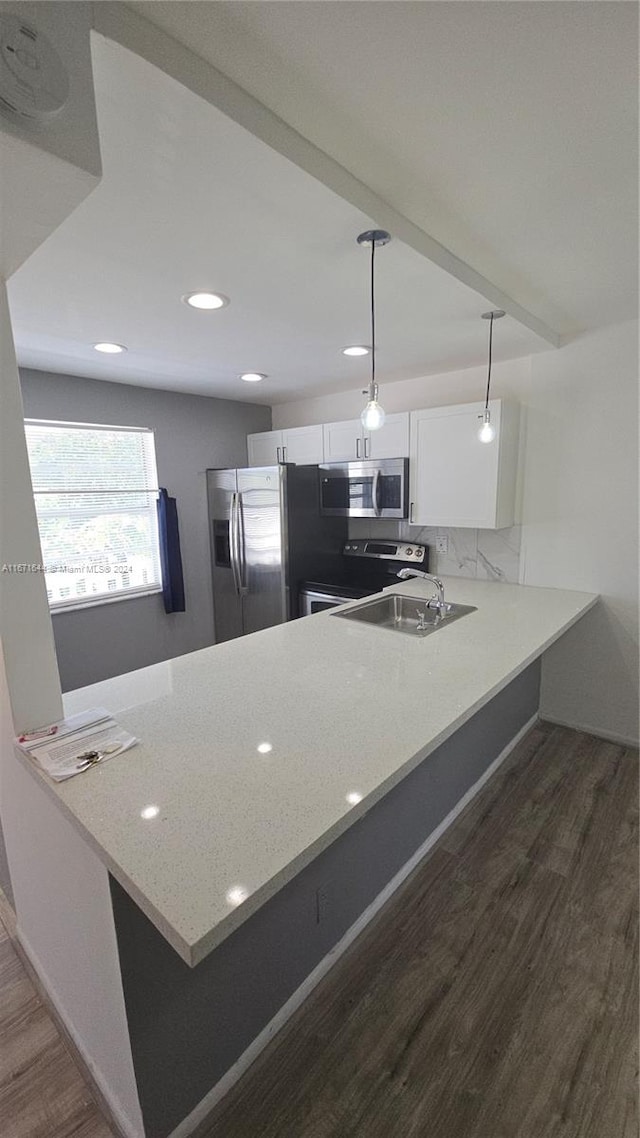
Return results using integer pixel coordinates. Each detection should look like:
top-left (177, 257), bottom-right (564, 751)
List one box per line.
top-left (94, 2), bottom-right (561, 348)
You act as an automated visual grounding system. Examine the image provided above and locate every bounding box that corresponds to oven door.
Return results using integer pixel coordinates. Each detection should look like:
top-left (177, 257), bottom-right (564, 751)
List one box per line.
top-left (318, 458), bottom-right (408, 518)
top-left (299, 588), bottom-right (348, 616)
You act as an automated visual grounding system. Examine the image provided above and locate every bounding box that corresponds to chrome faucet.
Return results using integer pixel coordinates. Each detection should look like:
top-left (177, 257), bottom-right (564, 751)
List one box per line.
top-left (397, 568), bottom-right (449, 613)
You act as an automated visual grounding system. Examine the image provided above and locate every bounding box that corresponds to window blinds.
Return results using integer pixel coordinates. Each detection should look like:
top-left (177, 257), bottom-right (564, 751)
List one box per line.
top-left (24, 421), bottom-right (162, 610)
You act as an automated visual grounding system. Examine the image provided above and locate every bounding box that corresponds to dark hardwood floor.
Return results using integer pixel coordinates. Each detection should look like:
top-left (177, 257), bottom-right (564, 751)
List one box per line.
top-left (0, 722), bottom-right (637, 1138)
top-left (199, 723), bottom-right (638, 1138)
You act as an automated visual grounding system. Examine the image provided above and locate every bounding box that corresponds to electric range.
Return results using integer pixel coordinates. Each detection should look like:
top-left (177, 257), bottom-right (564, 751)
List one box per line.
top-left (299, 539), bottom-right (429, 616)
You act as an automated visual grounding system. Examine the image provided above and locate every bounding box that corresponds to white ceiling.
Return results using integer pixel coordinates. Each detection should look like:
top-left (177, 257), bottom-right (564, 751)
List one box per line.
top-left (132, 0), bottom-right (638, 338)
top-left (8, 33), bottom-right (546, 404)
top-left (8, 2), bottom-right (636, 405)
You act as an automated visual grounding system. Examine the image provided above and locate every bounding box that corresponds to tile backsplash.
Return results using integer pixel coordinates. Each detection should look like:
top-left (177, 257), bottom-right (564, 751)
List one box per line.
top-left (348, 519), bottom-right (522, 584)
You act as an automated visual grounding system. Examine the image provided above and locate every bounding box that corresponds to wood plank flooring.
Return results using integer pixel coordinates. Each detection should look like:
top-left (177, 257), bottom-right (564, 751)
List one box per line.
top-left (0, 906), bottom-right (113, 1138)
top-left (0, 723), bottom-right (637, 1138)
top-left (200, 724), bottom-right (638, 1138)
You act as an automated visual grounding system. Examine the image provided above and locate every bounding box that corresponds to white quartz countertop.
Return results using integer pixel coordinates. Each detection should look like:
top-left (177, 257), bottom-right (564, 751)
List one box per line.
top-left (23, 577), bottom-right (596, 966)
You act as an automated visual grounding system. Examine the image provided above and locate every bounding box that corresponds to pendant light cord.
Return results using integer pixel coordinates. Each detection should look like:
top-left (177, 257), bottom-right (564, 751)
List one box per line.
top-left (370, 239), bottom-right (376, 390)
top-left (484, 312), bottom-right (494, 412)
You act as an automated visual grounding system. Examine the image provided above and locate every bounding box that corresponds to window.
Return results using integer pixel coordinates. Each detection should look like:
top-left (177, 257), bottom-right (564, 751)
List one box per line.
top-left (24, 420), bottom-right (162, 611)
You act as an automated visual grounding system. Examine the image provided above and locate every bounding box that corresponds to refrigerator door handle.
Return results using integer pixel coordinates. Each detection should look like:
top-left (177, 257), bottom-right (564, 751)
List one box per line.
top-left (237, 492), bottom-right (249, 595)
top-left (230, 493), bottom-right (241, 596)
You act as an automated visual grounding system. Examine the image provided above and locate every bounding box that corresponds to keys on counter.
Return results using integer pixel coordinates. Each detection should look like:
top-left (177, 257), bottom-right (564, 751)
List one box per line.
top-left (16, 707), bottom-right (138, 781)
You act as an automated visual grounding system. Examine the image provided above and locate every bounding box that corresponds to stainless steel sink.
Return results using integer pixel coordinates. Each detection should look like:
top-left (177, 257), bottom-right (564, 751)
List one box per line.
top-left (331, 592), bottom-right (477, 637)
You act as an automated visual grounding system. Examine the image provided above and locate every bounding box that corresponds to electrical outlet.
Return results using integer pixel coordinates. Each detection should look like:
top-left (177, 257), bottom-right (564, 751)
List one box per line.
top-left (315, 884), bottom-right (329, 925)
top-left (435, 532), bottom-right (449, 554)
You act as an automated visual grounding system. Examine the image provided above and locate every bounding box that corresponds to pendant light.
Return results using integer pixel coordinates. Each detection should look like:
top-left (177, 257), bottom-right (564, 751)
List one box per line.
top-left (357, 229), bottom-right (390, 431)
top-left (478, 309), bottom-right (505, 443)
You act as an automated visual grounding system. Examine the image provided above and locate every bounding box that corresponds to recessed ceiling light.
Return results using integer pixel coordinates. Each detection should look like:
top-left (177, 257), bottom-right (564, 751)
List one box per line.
top-left (240, 373), bottom-right (267, 383)
top-left (94, 342), bottom-right (127, 354)
top-left (342, 345), bottom-right (370, 357)
top-left (257, 742), bottom-right (272, 754)
top-left (140, 805), bottom-right (160, 820)
top-left (182, 291), bottom-right (229, 310)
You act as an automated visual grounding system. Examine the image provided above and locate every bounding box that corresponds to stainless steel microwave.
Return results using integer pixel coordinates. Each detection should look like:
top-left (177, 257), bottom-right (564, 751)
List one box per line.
top-left (318, 457), bottom-right (409, 519)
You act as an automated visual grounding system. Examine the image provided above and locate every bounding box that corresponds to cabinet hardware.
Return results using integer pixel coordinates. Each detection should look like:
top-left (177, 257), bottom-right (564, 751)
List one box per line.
top-left (356, 437), bottom-right (361, 459)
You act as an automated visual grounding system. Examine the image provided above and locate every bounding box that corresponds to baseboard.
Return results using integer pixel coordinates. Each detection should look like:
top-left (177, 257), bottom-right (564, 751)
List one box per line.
top-left (541, 714), bottom-right (639, 749)
top-left (13, 928), bottom-right (138, 1138)
top-left (169, 711), bottom-right (540, 1138)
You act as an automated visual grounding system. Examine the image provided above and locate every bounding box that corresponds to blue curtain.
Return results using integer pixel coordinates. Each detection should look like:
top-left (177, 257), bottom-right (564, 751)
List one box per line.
top-left (157, 488), bottom-right (186, 613)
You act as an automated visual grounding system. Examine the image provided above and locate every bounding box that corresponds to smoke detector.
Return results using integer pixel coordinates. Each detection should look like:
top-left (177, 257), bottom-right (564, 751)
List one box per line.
top-left (0, 14), bottom-right (68, 122)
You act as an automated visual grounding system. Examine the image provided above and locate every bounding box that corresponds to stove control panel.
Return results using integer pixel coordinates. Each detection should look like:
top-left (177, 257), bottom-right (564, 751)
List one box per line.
top-left (343, 540), bottom-right (426, 563)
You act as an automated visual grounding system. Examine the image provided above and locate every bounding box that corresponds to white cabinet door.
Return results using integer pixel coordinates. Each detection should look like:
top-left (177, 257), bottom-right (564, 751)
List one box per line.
top-left (248, 426), bottom-right (324, 466)
top-left (409, 400), bottom-right (519, 529)
top-left (322, 419), bottom-right (363, 463)
top-left (281, 424), bottom-right (324, 465)
top-left (247, 430), bottom-right (283, 467)
top-left (366, 412), bottom-right (409, 460)
top-left (323, 413), bottom-right (409, 462)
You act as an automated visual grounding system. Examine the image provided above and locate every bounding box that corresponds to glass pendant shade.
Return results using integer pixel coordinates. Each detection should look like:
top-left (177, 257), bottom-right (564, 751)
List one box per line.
top-left (478, 408), bottom-right (496, 443)
top-left (361, 383), bottom-right (386, 431)
top-left (361, 400), bottom-right (386, 431)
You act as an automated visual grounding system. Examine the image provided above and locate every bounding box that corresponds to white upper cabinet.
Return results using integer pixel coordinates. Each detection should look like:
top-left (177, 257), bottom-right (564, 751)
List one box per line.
top-left (247, 429), bottom-right (283, 467)
top-left (322, 419), bottom-right (364, 462)
top-left (409, 400), bottom-right (519, 529)
top-left (367, 413), bottom-right (410, 461)
top-left (322, 413), bottom-right (409, 463)
top-left (280, 424), bottom-right (324, 465)
top-left (247, 424), bottom-right (324, 467)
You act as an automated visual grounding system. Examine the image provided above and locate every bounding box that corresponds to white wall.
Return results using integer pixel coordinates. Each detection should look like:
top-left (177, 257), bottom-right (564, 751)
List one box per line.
top-left (0, 286), bottom-right (62, 730)
top-left (520, 321), bottom-right (638, 745)
top-left (0, 278), bottom-right (63, 905)
top-left (272, 357), bottom-right (531, 429)
top-left (0, 8), bottom-right (145, 1129)
top-left (1, 714), bottom-right (144, 1137)
top-left (272, 323), bottom-right (639, 744)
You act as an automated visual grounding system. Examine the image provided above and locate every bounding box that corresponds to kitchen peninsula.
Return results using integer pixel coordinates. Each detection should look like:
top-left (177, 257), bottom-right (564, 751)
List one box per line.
top-left (9, 576), bottom-right (597, 1138)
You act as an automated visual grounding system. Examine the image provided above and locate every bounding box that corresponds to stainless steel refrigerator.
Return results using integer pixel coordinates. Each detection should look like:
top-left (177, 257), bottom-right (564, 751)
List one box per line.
top-left (207, 464), bottom-right (347, 643)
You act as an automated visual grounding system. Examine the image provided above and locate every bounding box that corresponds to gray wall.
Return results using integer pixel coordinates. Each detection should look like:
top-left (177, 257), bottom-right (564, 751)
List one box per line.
top-left (19, 369), bottom-right (271, 691)
top-left (111, 661), bottom-right (540, 1138)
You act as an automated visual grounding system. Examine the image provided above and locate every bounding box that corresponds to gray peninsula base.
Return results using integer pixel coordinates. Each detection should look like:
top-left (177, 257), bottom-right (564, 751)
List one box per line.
top-left (110, 659), bottom-right (541, 1138)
